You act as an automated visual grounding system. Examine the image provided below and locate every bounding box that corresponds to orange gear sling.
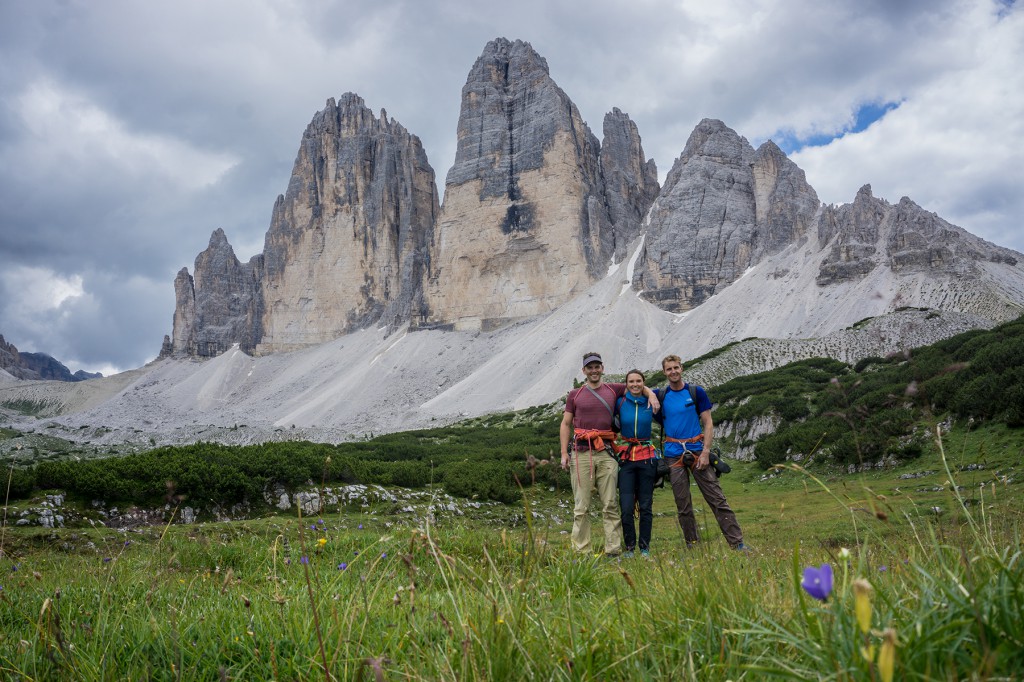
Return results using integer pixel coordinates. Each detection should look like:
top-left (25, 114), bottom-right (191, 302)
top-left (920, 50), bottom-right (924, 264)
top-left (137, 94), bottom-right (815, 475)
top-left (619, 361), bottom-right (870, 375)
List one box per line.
top-left (572, 428), bottom-right (617, 486)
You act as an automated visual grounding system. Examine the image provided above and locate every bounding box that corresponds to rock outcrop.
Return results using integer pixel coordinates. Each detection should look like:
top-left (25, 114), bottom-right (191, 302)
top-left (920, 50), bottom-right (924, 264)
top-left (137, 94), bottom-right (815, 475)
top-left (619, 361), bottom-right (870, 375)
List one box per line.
top-left (631, 119), bottom-right (1024, 322)
top-left (420, 38), bottom-right (656, 330)
top-left (162, 38), bottom-right (1023, 362)
top-left (600, 108), bottom-right (661, 261)
top-left (258, 94), bottom-right (438, 351)
top-left (817, 185), bottom-right (1020, 284)
top-left (0, 334), bottom-right (101, 381)
top-left (633, 119), bottom-right (787, 311)
top-left (164, 94), bottom-right (439, 356)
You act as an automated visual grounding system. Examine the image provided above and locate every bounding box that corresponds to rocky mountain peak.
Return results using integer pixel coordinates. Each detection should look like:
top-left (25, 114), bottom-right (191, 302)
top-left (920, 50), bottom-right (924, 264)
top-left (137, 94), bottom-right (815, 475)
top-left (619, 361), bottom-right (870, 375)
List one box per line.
top-left (421, 38), bottom-right (655, 330)
top-left (160, 39), bottom-right (1024, 363)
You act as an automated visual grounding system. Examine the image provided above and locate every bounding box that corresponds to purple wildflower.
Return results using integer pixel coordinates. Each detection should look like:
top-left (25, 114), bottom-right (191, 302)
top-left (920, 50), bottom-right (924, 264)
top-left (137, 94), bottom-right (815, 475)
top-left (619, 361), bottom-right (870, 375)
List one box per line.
top-left (310, 525), bottom-right (317, 531)
top-left (879, 565), bottom-right (888, 572)
top-left (337, 563), bottom-right (348, 571)
top-left (381, 553), bottom-right (387, 559)
top-left (801, 564), bottom-right (833, 601)
top-left (300, 556), bottom-right (309, 565)
top-left (358, 524), bottom-right (363, 530)
top-left (103, 557), bottom-right (111, 563)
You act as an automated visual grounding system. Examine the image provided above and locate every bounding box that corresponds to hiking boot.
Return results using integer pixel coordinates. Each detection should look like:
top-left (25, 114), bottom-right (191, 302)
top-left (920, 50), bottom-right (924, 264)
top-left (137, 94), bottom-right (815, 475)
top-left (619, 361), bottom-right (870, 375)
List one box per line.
top-left (623, 550), bottom-right (634, 558)
top-left (640, 549), bottom-right (650, 558)
top-left (734, 542), bottom-right (753, 553)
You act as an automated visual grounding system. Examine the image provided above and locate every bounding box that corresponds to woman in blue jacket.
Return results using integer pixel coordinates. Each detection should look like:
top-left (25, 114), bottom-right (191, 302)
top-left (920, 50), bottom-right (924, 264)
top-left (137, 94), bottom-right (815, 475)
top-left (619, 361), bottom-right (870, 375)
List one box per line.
top-left (616, 369), bottom-right (659, 557)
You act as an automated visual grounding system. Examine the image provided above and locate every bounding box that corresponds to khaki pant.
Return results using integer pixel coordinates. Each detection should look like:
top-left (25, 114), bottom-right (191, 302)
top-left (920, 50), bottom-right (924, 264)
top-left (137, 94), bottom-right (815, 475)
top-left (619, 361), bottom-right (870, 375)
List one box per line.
top-left (669, 460), bottom-right (743, 548)
top-left (569, 448), bottom-right (622, 554)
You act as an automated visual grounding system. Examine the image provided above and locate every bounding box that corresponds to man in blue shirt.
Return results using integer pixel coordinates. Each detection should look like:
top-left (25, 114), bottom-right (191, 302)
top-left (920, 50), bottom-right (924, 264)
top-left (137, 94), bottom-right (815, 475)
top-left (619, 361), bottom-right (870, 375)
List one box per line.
top-left (658, 354), bottom-right (749, 550)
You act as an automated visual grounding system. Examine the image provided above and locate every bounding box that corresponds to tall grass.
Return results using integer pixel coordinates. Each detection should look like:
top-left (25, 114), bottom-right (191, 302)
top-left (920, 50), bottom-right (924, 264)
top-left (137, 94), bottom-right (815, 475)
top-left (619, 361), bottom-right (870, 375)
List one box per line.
top-left (1, 427), bottom-right (1022, 680)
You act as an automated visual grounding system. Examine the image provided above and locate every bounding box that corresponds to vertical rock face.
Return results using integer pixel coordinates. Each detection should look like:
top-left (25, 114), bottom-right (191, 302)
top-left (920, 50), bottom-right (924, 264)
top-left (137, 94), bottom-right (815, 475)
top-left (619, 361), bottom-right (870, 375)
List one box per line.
top-left (193, 229), bottom-right (262, 356)
top-left (258, 94), bottom-right (439, 351)
top-left (633, 119), bottom-right (758, 311)
top-left (165, 230), bottom-right (261, 357)
top-left (422, 38), bottom-right (632, 330)
top-left (601, 108), bottom-right (660, 261)
top-left (166, 268), bottom-right (196, 356)
top-left (633, 120), bottom-right (819, 311)
top-left (750, 140), bottom-right (820, 259)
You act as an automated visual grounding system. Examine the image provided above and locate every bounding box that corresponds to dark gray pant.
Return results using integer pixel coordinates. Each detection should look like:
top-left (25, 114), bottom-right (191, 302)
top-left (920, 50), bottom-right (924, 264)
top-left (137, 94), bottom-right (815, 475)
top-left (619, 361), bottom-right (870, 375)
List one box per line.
top-left (668, 460), bottom-right (743, 548)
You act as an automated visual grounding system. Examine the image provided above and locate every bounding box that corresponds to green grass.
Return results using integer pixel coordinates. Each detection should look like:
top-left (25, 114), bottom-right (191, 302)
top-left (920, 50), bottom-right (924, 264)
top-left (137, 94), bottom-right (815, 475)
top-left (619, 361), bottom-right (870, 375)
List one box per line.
top-left (1, 423), bottom-right (1022, 680)
top-left (0, 399), bottom-right (61, 417)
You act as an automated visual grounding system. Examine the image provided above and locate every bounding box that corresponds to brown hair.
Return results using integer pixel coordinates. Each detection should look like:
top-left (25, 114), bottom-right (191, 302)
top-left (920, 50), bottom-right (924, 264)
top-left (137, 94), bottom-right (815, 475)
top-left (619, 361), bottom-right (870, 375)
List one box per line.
top-left (625, 369), bottom-right (645, 382)
top-left (661, 354), bottom-right (682, 368)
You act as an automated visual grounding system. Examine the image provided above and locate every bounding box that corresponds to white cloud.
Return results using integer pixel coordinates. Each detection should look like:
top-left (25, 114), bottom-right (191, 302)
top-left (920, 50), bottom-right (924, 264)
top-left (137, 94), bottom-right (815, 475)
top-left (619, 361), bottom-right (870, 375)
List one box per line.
top-left (1, 0), bottom-right (1022, 374)
top-left (13, 79), bottom-right (238, 190)
top-left (791, 1), bottom-right (1024, 249)
top-left (2, 265), bottom-right (84, 313)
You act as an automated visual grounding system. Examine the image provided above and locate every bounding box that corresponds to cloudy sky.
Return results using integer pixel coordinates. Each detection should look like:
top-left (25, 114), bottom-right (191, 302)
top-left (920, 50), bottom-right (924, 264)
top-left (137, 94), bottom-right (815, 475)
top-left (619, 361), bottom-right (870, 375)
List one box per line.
top-left (1, 0), bottom-right (1020, 376)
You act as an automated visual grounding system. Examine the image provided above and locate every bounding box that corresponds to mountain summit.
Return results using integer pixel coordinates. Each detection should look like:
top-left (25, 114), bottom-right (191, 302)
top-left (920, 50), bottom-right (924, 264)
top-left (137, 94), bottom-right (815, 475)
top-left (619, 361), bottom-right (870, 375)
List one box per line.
top-left (160, 38), bottom-right (1024, 362)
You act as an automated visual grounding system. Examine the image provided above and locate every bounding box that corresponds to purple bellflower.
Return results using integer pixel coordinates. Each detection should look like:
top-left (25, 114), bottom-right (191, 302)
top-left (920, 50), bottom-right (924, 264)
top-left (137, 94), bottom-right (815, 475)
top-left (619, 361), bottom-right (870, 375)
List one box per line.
top-left (801, 563), bottom-right (834, 601)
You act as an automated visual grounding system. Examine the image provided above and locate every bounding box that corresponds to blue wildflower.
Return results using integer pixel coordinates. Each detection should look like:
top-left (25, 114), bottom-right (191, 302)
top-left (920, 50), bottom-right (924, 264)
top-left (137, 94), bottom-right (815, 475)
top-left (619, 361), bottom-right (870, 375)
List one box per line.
top-left (337, 563), bottom-right (347, 571)
top-left (801, 564), bottom-right (833, 601)
top-left (300, 556), bottom-right (309, 565)
top-left (879, 565), bottom-right (888, 572)
top-left (358, 524), bottom-right (363, 530)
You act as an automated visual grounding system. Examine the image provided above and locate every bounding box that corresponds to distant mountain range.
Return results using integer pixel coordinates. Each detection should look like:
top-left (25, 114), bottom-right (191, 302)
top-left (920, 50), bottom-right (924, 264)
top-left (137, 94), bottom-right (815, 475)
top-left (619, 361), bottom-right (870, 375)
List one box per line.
top-left (0, 334), bottom-right (101, 382)
top-left (2, 38), bottom-right (1023, 446)
top-left (160, 38), bottom-right (1023, 362)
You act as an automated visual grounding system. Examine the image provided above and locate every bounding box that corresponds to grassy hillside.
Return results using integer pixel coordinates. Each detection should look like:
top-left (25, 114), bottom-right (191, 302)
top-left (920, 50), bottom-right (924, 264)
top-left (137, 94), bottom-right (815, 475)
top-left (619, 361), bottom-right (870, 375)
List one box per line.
top-left (1, 318), bottom-right (1023, 679)
top-left (1, 419), bottom-right (1021, 680)
top-left (2, 316), bottom-right (1023, 515)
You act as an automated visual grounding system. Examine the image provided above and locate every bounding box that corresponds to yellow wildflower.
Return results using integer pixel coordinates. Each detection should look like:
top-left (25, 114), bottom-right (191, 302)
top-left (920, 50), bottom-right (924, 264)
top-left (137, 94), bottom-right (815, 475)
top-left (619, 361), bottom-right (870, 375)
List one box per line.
top-left (878, 628), bottom-right (897, 682)
top-left (853, 579), bottom-right (873, 634)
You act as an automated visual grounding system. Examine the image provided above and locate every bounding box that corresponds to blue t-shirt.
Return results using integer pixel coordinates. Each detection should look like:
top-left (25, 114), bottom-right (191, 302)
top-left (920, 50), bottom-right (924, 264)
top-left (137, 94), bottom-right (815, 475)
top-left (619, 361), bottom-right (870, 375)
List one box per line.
top-left (616, 392), bottom-right (654, 440)
top-left (660, 383), bottom-right (712, 457)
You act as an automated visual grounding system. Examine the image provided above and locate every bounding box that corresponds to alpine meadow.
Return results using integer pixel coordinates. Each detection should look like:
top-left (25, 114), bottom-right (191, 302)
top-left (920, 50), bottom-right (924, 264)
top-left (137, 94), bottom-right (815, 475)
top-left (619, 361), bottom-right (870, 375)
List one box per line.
top-left (2, 318), bottom-right (1023, 680)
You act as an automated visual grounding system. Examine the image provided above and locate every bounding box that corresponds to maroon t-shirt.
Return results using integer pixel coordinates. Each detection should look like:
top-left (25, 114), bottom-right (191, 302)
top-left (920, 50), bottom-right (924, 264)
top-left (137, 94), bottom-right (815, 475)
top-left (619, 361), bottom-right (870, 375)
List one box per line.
top-left (565, 383), bottom-right (627, 440)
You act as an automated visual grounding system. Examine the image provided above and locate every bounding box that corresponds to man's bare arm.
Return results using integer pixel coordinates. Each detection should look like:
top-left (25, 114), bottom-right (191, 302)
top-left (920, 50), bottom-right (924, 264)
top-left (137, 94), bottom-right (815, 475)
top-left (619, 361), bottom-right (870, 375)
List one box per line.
top-left (560, 411), bottom-right (575, 470)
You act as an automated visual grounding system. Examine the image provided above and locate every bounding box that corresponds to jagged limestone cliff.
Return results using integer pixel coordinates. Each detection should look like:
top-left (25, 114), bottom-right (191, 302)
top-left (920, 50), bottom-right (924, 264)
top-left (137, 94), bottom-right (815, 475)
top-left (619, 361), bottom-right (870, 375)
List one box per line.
top-left (162, 39), bottom-right (1023, 362)
top-left (420, 38), bottom-right (656, 330)
top-left (257, 94), bottom-right (438, 351)
top-left (164, 95), bottom-right (439, 357)
top-left (633, 119), bottom-right (819, 311)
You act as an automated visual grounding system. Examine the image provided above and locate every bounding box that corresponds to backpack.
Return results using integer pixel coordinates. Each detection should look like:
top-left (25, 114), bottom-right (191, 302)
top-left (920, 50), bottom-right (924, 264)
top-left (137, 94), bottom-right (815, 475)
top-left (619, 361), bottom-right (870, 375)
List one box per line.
top-left (652, 383), bottom-right (731, 484)
top-left (655, 383), bottom-right (699, 419)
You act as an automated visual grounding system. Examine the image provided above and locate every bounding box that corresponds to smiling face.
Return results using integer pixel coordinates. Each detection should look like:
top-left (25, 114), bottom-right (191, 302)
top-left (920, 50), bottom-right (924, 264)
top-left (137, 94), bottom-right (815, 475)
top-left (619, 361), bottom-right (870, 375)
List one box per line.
top-left (583, 360), bottom-right (604, 386)
top-left (626, 370), bottom-right (645, 396)
top-left (662, 358), bottom-right (684, 387)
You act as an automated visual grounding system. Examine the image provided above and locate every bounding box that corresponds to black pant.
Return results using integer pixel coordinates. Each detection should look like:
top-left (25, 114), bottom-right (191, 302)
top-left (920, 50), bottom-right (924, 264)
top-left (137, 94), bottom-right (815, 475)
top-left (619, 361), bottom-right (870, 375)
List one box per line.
top-left (618, 458), bottom-right (657, 551)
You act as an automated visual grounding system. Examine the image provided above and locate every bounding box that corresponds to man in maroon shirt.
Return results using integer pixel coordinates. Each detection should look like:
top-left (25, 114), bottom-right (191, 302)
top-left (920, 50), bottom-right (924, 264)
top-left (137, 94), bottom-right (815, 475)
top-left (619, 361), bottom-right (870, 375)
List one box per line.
top-left (560, 352), bottom-right (659, 555)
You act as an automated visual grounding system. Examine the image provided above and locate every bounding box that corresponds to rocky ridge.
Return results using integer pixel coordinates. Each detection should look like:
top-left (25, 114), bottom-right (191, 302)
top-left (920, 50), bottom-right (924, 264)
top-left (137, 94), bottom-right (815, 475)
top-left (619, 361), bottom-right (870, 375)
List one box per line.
top-left (0, 334), bottom-right (101, 382)
top-left (163, 39), bottom-right (1024, 359)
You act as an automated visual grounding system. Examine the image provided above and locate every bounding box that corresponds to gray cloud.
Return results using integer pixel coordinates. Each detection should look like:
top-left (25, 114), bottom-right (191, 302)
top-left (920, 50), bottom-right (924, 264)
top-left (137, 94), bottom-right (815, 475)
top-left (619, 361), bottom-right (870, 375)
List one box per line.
top-left (1, 0), bottom-right (1021, 374)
